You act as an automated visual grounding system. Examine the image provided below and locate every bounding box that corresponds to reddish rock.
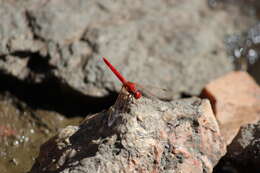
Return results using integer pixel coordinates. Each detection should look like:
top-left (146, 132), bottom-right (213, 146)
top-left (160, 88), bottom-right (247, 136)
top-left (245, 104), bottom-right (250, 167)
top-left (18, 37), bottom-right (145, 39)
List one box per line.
top-left (201, 71), bottom-right (260, 145)
top-left (30, 97), bottom-right (225, 173)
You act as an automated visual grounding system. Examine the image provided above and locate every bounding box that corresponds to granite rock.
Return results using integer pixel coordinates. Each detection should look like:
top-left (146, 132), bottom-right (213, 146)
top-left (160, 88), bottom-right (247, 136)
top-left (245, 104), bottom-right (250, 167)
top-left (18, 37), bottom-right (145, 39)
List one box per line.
top-left (30, 97), bottom-right (226, 173)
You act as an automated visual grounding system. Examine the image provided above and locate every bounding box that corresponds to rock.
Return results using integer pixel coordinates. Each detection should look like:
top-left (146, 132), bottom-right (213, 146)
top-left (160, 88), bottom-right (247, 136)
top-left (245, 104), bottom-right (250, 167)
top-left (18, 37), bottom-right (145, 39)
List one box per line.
top-left (0, 55), bottom-right (30, 80)
top-left (229, 121), bottom-right (260, 163)
top-left (0, 0), bottom-right (256, 99)
top-left (214, 121), bottom-right (260, 173)
top-left (201, 71), bottom-right (260, 145)
top-left (30, 97), bottom-right (225, 173)
top-left (0, 2), bottom-right (31, 55)
top-left (27, 0), bottom-right (95, 44)
top-left (208, 0), bottom-right (260, 10)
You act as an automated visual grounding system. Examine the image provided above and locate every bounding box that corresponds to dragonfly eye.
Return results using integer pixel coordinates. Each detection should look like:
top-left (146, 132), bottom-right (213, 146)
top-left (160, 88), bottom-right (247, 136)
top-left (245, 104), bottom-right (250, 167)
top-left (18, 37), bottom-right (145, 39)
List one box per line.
top-left (134, 91), bottom-right (142, 99)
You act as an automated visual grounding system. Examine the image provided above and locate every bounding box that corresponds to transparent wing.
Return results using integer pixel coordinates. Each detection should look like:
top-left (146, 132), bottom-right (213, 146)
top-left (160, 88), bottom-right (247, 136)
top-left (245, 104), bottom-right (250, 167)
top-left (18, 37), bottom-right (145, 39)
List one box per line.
top-left (135, 83), bottom-right (175, 101)
top-left (107, 86), bottom-right (131, 126)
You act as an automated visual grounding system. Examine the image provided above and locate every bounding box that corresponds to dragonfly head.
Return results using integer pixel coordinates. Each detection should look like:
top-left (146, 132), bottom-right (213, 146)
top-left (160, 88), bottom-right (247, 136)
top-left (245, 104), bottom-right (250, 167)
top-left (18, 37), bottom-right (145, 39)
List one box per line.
top-left (134, 91), bottom-right (142, 99)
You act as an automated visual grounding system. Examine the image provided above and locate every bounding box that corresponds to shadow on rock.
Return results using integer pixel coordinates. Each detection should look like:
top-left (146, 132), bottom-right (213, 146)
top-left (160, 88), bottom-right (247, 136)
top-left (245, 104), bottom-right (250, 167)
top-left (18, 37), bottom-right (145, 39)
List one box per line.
top-left (0, 71), bottom-right (117, 117)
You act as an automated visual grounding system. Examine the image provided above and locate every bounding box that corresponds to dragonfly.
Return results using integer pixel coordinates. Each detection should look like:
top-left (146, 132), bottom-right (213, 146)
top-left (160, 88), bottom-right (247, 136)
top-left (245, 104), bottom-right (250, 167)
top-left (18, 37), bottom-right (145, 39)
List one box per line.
top-left (103, 57), bottom-right (142, 99)
top-left (102, 57), bottom-right (172, 126)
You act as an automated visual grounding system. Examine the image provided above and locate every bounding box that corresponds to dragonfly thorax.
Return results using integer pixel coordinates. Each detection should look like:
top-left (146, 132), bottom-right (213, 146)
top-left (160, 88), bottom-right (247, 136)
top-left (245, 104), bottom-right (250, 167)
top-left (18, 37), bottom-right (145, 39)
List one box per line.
top-left (124, 81), bottom-right (142, 99)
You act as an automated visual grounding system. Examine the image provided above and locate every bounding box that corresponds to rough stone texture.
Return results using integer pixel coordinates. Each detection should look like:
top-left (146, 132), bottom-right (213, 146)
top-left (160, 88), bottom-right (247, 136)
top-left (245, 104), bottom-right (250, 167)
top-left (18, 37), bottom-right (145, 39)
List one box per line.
top-left (201, 71), bottom-right (260, 145)
top-left (214, 121), bottom-right (260, 173)
top-left (0, 0), bottom-right (255, 98)
top-left (30, 97), bottom-right (225, 173)
top-left (228, 121), bottom-right (260, 163)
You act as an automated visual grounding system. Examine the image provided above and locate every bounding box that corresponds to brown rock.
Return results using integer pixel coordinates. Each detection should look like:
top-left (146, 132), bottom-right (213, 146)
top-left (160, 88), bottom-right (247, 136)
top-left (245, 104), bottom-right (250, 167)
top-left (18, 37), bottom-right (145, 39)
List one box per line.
top-left (201, 71), bottom-right (260, 145)
top-left (30, 97), bottom-right (225, 173)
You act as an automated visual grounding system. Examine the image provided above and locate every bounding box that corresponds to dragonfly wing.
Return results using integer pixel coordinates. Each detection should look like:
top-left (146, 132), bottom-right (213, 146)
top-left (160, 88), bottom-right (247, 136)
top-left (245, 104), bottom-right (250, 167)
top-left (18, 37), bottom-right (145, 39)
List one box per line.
top-left (135, 83), bottom-right (175, 101)
top-left (107, 86), bottom-right (131, 126)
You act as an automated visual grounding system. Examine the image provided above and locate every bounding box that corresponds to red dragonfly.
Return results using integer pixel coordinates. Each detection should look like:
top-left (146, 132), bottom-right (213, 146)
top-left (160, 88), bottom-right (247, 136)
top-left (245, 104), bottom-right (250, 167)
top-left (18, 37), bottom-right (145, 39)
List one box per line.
top-left (103, 57), bottom-right (171, 100)
top-left (102, 57), bottom-right (171, 126)
top-left (103, 57), bottom-right (142, 99)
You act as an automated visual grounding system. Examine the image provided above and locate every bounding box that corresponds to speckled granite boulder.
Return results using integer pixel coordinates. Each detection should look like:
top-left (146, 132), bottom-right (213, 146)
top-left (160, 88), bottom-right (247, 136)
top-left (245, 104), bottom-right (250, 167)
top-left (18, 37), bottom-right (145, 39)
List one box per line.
top-left (30, 97), bottom-right (226, 173)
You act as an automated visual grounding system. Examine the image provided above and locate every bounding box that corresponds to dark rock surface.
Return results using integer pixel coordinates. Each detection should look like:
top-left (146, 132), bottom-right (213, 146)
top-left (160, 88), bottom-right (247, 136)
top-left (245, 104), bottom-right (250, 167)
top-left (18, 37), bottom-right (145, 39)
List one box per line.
top-left (30, 97), bottom-right (226, 173)
top-left (0, 0), bottom-right (254, 100)
top-left (214, 121), bottom-right (260, 173)
top-left (208, 0), bottom-right (260, 11)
